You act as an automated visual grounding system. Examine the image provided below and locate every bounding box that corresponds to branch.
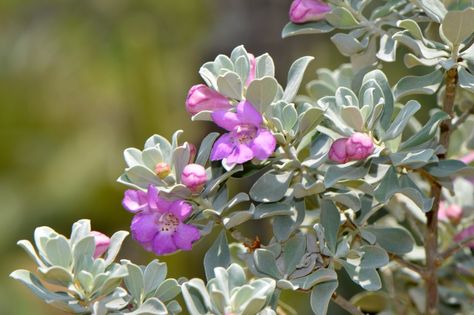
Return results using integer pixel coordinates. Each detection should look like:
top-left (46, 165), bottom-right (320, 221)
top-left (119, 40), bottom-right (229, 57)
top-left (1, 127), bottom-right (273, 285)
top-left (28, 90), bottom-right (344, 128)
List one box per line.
top-left (451, 107), bottom-right (474, 131)
top-left (439, 235), bottom-right (474, 261)
top-left (332, 293), bottom-right (365, 315)
top-left (389, 254), bottom-right (425, 276)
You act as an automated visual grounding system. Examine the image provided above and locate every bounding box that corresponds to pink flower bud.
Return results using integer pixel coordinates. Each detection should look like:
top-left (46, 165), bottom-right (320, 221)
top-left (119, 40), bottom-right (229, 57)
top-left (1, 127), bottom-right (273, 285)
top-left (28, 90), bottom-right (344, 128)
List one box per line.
top-left (438, 202), bottom-right (463, 223)
top-left (90, 231), bottom-right (110, 258)
top-left (181, 163), bottom-right (208, 192)
top-left (328, 138), bottom-right (349, 163)
top-left (155, 162), bottom-right (171, 179)
top-left (245, 53), bottom-right (256, 86)
top-left (185, 84), bottom-right (232, 115)
top-left (289, 0), bottom-right (331, 24)
top-left (346, 133), bottom-right (375, 160)
top-left (454, 225), bottom-right (474, 249)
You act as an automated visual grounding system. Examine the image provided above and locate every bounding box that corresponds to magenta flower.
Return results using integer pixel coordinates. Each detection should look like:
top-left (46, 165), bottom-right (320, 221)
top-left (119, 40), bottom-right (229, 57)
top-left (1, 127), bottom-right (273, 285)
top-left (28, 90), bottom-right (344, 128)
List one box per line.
top-left (181, 164), bottom-right (208, 193)
top-left (245, 53), bottom-right (256, 86)
top-left (438, 201), bottom-right (463, 223)
top-left (210, 101), bottom-right (276, 166)
top-left (122, 185), bottom-right (200, 255)
top-left (289, 0), bottom-right (331, 24)
top-left (90, 231), bottom-right (110, 258)
top-left (185, 84), bottom-right (232, 115)
top-left (454, 225), bottom-right (474, 249)
top-left (328, 133), bottom-right (374, 164)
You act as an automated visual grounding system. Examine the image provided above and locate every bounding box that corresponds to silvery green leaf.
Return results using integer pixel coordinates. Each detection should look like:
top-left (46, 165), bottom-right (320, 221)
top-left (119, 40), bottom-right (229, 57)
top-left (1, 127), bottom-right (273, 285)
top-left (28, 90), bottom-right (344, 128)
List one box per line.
top-left (123, 165), bottom-right (163, 189)
top-left (393, 32), bottom-right (449, 59)
top-left (214, 55), bottom-right (234, 74)
top-left (297, 107), bottom-right (325, 139)
top-left (397, 19), bottom-right (425, 41)
top-left (459, 67), bottom-right (474, 92)
top-left (320, 200), bottom-right (341, 254)
top-left (293, 178), bottom-right (325, 198)
top-left (144, 134), bottom-right (172, 158)
top-left (403, 53), bottom-right (441, 68)
top-left (249, 171), bottom-right (293, 203)
top-left (393, 69), bottom-right (443, 100)
top-left (217, 71), bottom-right (242, 100)
top-left (306, 80), bottom-right (335, 99)
top-left (301, 134), bottom-right (331, 168)
top-left (17, 240), bottom-right (45, 268)
top-left (235, 55), bottom-right (250, 86)
top-left (325, 191), bottom-right (361, 211)
top-left (124, 148), bottom-right (144, 167)
top-left (223, 211), bottom-right (253, 229)
top-left (34, 226), bottom-right (59, 265)
top-left (253, 202), bottom-right (293, 219)
top-left (173, 143), bottom-right (191, 182)
top-left (124, 262), bottom-right (145, 305)
top-left (273, 199), bottom-right (305, 242)
top-left (281, 21), bottom-right (335, 38)
top-left (362, 226), bottom-right (415, 255)
top-left (371, 0), bottom-right (405, 19)
top-left (350, 37), bottom-right (378, 72)
top-left (441, 8), bottom-right (474, 45)
top-left (283, 234), bottom-right (306, 276)
top-left (331, 33), bottom-right (367, 57)
top-left (359, 245), bottom-right (389, 269)
top-left (361, 70), bottom-right (393, 129)
top-left (70, 219), bottom-right (91, 246)
top-left (291, 268), bottom-right (338, 290)
top-left (196, 132), bottom-right (219, 166)
top-left (383, 100), bottom-right (421, 140)
top-left (336, 87), bottom-right (359, 108)
top-left (73, 235), bottom-right (95, 263)
top-left (181, 279), bottom-right (210, 315)
top-left (341, 261), bottom-right (382, 291)
top-left (98, 265), bottom-right (128, 297)
top-left (246, 77), bottom-right (278, 113)
top-left (156, 279), bottom-right (180, 302)
top-left (102, 231), bottom-right (128, 267)
top-left (142, 148), bottom-right (164, 170)
top-left (38, 266), bottom-right (73, 287)
top-left (218, 192), bottom-right (249, 214)
top-left (191, 110), bottom-right (213, 122)
top-left (256, 53), bottom-right (275, 79)
top-left (282, 103), bottom-right (298, 132)
top-left (282, 56), bottom-right (314, 103)
top-left (204, 231), bottom-right (230, 281)
top-left (199, 65), bottom-right (217, 90)
top-left (77, 270), bottom-right (94, 293)
top-left (399, 111), bottom-right (449, 151)
top-left (203, 165), bottom-right (243, 197)
top-left (377, 34), bottom-right (398, 62)
top-left (413, 0), bottom-right (447, 23)
top-left (310, 280), bottom-right (338, 315)
top-left (389, 149), bottom-right (436, 167)
top-left (253, 249), bottom-right (282, 279)
top-left (166, 300), bottom-right (182, 315)
top-left (326, 7), bottom-right (359, 29)
top-left (128, 297), bottom-right (168, 315)
top-left (45, 235), bottom-right (72, 269)
top-left (341, 106), bottom-right (364, 131)
top-left (230, 45), bottom-right (249, 63)
top-left (324, 162), bottom-right (370, 188)
top-left (424, 159), bottom-right (474, 177)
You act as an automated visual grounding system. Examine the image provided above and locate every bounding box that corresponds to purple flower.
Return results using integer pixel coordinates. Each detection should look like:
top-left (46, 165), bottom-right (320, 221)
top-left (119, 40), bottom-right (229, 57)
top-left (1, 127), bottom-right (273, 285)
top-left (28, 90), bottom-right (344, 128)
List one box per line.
top-left (185, 84), bottom-right (232, 115)
top-left (122, 185), bottom-right (200, 255)
top-left (90, 231), bottom-right (110, 258)
top-left (210, 101), bottom-right (276, 166)
top-left (181, 163), bottom-right (208, 193)
top-left (328, 133), bottom-right (374, 164)
top-left (245, 53), bottom-right (256, 87)
top-left (438, 201), bottom-right (463, 223)
top-left (289, 0), bottom-right (331, 24)
top-left (454, 225), bottom-right (474, 249)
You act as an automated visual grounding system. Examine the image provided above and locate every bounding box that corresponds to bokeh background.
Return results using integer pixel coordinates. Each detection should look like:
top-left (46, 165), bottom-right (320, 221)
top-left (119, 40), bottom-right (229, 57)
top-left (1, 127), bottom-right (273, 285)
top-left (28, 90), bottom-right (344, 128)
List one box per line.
top-left (0, 1), bottom-right (415, 314)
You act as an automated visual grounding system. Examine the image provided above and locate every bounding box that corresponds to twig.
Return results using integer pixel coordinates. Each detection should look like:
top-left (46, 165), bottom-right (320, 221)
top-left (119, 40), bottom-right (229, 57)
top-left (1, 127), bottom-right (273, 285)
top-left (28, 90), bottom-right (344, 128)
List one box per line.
top-left (389, 254), bottom-right (425, 276)
top-left (451, 107), bottom-right (474, 131)
top-left (439, 235), bottom-right (474, 261)
top-left (332, 293), bottom-right (365, 315)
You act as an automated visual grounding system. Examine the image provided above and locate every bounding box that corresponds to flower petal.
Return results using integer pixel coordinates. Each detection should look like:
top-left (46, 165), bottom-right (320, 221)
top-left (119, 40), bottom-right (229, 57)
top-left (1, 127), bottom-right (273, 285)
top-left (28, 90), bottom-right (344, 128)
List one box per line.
top-left (172, 223), bottom-right (201, 250)
top-left (211, 110), bottom-right (241, 131)
top-left (122, 189), bottom-right (148, 213)
top-left (236, 101), bottom-right (262, 126)
top-left (152, 232), bottom-right (178, 255)
top-left (168, 201), bottom-right (193, 220)
top-left (131, 213), bottom-right (159, 243)
top-left (210, 133), bottom-right (235, 161)
top-left (250, 128), bottom-right (276, 160)
top-left (225, 144), bottom-right (254, 164)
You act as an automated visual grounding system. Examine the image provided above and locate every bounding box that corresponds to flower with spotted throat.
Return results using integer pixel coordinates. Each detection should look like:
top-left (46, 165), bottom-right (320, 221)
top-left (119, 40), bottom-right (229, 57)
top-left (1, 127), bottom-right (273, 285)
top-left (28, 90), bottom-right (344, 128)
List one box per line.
top-left (122, 185), bottom-right (200, 255)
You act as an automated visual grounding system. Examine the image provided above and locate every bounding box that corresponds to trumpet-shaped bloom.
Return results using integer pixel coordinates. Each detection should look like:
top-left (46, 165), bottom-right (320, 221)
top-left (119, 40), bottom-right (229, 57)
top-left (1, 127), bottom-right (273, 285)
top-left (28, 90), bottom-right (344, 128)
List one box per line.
top-left (90, 231), bottom-right (110, 258)
top-left (210, 101), bottom-right (276, 166)
top-left (289, 0), bottom-right (331, 24)
top-left (185, 84), bottom-right (232, 115)
top-left (122, 185), bottom-right (200, 255)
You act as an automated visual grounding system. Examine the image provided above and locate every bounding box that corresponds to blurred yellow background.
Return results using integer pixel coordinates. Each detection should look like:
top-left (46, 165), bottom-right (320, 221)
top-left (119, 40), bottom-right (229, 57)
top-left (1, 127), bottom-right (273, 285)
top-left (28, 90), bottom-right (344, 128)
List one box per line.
top-left (0, 0), bottom-right (391, 314)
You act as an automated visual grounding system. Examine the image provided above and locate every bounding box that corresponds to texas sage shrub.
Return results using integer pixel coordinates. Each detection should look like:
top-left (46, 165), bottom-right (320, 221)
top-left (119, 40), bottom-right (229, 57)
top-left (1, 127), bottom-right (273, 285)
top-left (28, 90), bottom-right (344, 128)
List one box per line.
top-left (10, 1), bottom-right (474, 314)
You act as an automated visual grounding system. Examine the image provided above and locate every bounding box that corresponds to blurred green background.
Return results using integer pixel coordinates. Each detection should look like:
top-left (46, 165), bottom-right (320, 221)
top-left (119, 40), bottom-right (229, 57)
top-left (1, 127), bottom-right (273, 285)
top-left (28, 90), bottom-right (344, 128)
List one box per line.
top-left (0, 1), bottom-right (414, 314)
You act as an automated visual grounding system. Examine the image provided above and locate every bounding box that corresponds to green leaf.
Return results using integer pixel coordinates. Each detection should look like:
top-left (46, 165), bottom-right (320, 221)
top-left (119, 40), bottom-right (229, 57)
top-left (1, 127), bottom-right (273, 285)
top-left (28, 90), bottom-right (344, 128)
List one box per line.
top-left (204, 231), bottom-right (230, 281)
top-left (283, 234), bottom-right (306, 276)
top-left (282, 21), bottom-right (334, 38)
top-left (341, 106), bottom-right (364, 131)
top-left (362, 226), bottom-right (415, 255)
top-left (326, 7), bottom-right (359, 29)
top-left (253, 202), bottom-right (293, 219)
top-left (250, 171), bottom-right (293, 202)
top-left (441, 8), bottom-right (474, 45)
top-left (399, 111), bottom-right (449, 151)
top-left (45, 236), bottom-right (72, 268)
top-left (253, 249), bottom-right (282, 279)
top-left (282, 104), bottom-right (298, 132)
top-left (459, 67), bottom-right (474, 92)
top-left (359, 245), bottom-right (389, 269)
top-left (397, 19), bottom-right (424, 40)
top-left (256, 53), bottom-right (275, 79)
top-left (217, 71), bottom-right (242, 99)
top-left (389, 149), bottom-right (435, 167)
top-left (413, 0), bottom-right (447, 23)
top-left (393, 69), bottom-right (444, 100)
top-left (38, 266), bottom-right (73, 287)
top-left (297, 107), bottom-right (324, 138)
top-left (282, 56), bottom-right (314, 102)
top-left (104, 231), bottom-right (129, 266)
top-left (129, 297), bottom-right (168, 315)
top-left (383, 100), bottom-right (421, 140)
top-left (360, 70), bottom-right (393, 130)
top-left (124, 262), bottom-right (145, 305)
top-left (144, 260), bottom-right (167, 297)
top-left (17, 240), bottom-right (45, 268)
top-left (291, 268), bottom-right (337, 290)
top-left (181, 279), bottom-right (210, 315)
top-left (341, 261), bottom-right (382, 291)
top-left (331, 33), bottom-right (366, 57)
top-left (376, 34), bottom-right (397, 62)
top-left (324, 163), bottom-right (370, 188)
top-left (424, 160), bottom-right (474, 177)
top-left (156, 278), bottom-right (180, 302)
top-left (196, 132), bottom-right (219, 166)
top-left (223, 211), bottom-right (253, 229)
top-left (320, 200), bottom-right (341, 254)
top-left (310, 280), bottom-right (338, 315)
top-left (246, 77), bottom-right (278, 113)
